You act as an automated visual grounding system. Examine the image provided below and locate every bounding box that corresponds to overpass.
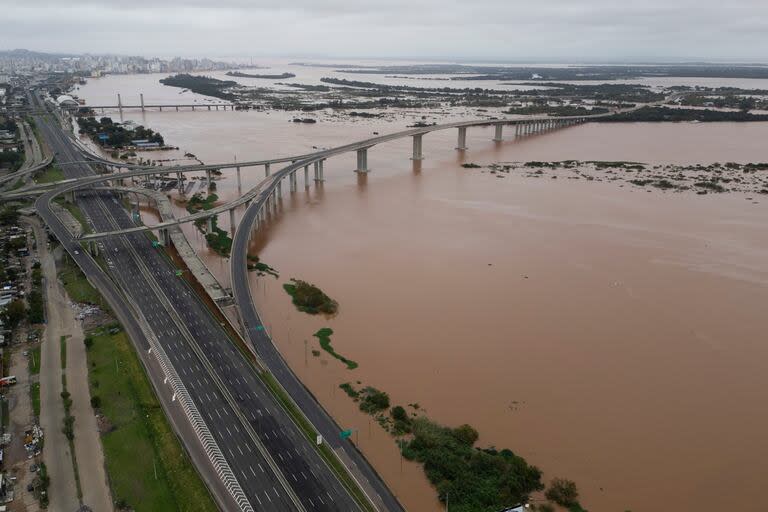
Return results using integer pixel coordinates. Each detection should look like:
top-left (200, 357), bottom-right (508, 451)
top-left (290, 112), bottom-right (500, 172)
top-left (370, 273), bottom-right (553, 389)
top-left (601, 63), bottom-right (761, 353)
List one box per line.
top-left (42, 113), bottom-right (594, 242)
top-left (31, 91), bottom-right (374, 512)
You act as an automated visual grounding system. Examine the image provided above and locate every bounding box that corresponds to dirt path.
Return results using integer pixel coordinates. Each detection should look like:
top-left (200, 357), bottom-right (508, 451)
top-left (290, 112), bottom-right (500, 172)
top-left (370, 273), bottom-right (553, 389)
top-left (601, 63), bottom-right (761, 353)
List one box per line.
top-left (65, 314), bottom-right (113, 511)
top-left (31, 219), bottom-right (113, 511)
top-left (34, 223), bottom-right (79, 512)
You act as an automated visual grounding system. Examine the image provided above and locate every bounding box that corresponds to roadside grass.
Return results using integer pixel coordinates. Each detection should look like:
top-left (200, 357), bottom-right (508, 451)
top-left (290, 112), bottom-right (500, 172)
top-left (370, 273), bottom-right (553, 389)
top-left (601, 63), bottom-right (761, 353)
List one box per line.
top-left (57, 256), bottom-right (105, 307)
top-left (10, 177), bottom-right (25, 191)
top-left (29, 346), bottom-right (41, 375)
top-left (34, 165), bottom-right (64, 184)
top-left (86, 326), bottom-right (216, 512)
top-left (30, 382), bottom-right (40, 418)
top-left (58, 200), bottom-right (91, 234)
top-left (60, 336), bottom-right (67, 369)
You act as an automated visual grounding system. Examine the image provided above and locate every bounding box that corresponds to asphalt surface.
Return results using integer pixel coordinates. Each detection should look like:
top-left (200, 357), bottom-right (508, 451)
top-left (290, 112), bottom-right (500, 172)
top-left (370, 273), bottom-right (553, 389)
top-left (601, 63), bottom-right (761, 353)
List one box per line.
top-left (230, 176), bottom-right (407, 512)
top-left (31, 98), bottom-right (363, 511)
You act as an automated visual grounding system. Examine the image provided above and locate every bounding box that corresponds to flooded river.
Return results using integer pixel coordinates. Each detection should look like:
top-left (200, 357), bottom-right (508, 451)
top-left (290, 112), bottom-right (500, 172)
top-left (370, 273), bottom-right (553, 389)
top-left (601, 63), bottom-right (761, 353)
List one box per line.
top-left (78, 71), bottom-right (768, 512)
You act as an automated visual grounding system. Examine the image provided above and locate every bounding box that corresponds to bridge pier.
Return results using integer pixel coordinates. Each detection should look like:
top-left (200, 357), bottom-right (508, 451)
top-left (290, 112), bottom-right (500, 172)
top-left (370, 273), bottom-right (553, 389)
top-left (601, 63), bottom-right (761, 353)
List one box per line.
top-left (207, 105), bottom-right (211, 111)
top-left (319, 159), bottom-right (325, 181)
top-left (412, 134), bottom-right (424, 160)
top-left (236, 166), bottom-right (242, 193)
top-left (493, 124), bottom-right (503, 142)
top-left (117, 94), bottom-right (123, 116)
top-left (304, 165), bottom-right (309, 187)
top-left (277, 180), bottom-right (282, 198)
top-left (206, 216), bottom-right (214, 233)
top-left (206, 170), bottom-right (212, 190)
top-left (456, 127), bottom-right (467, 150)
top-left (265, 163), bottom-right (271, 176)
top-left (229, 209), bottom-right (236, 234)
top-left (88, 241), bottom-right (99, 257)
top-left (356, 148), bottom-right (369, 172)
top-left (192, 106), bottom-right (195, 111)
top-left (140, 93), bottom-right (145, 112)
top-left (159, 228), bottom-right (171, 247)
top-left (289, 171), bottom-right (297, 192)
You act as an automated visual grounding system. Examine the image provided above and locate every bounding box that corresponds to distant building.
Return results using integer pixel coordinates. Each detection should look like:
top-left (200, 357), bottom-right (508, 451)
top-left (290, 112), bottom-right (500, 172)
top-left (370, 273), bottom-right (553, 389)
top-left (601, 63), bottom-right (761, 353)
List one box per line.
top-left (56, 94), bottom-right (78, 107)
top-left (134, 142), bottom-right (161, 149)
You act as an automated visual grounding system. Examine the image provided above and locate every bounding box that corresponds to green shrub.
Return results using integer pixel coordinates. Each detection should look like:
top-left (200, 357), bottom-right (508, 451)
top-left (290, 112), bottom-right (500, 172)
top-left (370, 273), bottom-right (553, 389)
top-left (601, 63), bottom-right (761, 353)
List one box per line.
top-left (545, 478), bottom-right (579, 508)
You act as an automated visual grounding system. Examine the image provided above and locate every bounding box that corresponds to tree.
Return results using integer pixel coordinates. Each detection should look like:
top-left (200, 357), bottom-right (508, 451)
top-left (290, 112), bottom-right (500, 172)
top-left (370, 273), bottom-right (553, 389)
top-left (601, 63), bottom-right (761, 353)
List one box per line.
top-left (739, 96), bottom-right (756, 112)
top-left (452, 424), bottom-right (479, 446)
top-left (1, 299), bottom-right (27, 330)
top-left (0, 206), bottom-right (19, 226)
top-left (545, 478), bottom-right (579, 507)
top-left (391, 406), bottom-right (408, 422)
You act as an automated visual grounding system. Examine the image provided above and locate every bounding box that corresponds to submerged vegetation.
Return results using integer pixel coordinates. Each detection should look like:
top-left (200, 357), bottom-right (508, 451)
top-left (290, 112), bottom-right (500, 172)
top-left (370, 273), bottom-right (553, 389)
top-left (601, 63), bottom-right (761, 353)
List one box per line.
top-left (599, 106), bottom-right (768, 122)
top-left (182, 193), bottom-right (232, 256)
top-left (247, 255), bottom-right (279, 278)
top-left (283, 279), bottom-right (338, 315)
top-left (401, 418), bottom-right (545, 512)
top-left (313, 328), bottom-right (357, 369)
top-left (336, 377), bottom-right (561, 511)
top-left (463, 160), bottom-right (768, 196)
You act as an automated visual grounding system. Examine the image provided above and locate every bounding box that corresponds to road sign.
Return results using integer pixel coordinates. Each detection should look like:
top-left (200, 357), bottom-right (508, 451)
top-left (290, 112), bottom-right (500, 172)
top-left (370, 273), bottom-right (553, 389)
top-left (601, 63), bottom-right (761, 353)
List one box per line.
top-left (174, 270), bottom-right (183, 277)
top-left (340, 429), bottom-right (353, 440)
top-left (151, 241), bottom-right (160, 248)
top-left (256, 325), bottom-right (264, 331)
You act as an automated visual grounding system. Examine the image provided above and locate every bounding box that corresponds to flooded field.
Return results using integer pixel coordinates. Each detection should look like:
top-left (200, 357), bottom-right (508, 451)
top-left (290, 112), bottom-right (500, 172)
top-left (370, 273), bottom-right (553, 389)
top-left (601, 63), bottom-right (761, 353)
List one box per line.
top-left (77, 72), bottom-right (768, 512)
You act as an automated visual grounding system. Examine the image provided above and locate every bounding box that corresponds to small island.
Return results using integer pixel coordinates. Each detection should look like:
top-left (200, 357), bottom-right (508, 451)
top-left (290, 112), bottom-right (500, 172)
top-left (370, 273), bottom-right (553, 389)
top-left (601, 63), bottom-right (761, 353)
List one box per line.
top-left (160, 74), bottom-right (238, 101)
top-left (283, 279), bottom-right (338, 315)
top-left (226, 71), bottom-right (296, 79)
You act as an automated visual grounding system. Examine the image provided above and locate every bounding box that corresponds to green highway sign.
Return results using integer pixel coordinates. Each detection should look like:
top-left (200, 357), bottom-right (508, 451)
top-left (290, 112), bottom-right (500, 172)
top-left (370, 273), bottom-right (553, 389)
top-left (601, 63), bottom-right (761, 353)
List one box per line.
top-left (340, 429), bottom-right (353, 440)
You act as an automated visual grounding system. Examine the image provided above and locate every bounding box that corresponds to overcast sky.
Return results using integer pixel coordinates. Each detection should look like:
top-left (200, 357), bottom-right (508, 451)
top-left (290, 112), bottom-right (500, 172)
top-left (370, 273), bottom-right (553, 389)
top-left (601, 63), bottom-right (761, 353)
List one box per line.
top-left (2, 0), bottom-right (767, 62)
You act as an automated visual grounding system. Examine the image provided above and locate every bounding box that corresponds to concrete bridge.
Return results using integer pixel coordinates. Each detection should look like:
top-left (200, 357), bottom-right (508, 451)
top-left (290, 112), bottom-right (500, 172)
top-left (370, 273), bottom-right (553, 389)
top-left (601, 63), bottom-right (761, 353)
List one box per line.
top-left (46, 113), bottom-right (594, 242)
top-left (81, 93), bottom-right (235, 114)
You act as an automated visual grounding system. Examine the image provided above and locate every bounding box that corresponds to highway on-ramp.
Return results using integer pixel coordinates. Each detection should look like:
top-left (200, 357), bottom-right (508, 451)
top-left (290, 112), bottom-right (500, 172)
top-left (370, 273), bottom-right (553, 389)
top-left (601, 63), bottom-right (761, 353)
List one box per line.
top-left (31, 101), bottom-right (370, 511)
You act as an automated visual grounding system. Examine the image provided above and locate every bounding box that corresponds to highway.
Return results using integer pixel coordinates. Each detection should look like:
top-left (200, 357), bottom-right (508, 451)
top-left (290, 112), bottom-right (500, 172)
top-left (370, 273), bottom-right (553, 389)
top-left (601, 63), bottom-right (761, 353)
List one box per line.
top-left (30, 98), bottom-right (369, 511)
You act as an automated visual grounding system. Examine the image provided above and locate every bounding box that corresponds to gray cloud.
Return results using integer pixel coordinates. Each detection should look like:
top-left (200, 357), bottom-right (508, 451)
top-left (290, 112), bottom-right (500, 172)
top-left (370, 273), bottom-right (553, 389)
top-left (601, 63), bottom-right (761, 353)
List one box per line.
top-left (1, 0), bottom-right (767, 61)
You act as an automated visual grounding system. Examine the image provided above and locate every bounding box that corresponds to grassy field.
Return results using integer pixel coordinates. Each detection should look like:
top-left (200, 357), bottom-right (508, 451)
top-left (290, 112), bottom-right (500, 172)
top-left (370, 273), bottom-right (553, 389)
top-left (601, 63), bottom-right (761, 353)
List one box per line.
top-left (34, 165), bottom-right (64, 184)
top-left (10, 177), bottom-right (25, 191)
top-left (28, 346), bottom-right (41, 375)
top-left (30, 382), bottom-right (40, 418)
top-left (60, 336), bottom-right (67, 369)
top-left (58, 256), bottom-right (105, 307)
top-left (86, 326), bottom-right (217, 512)
top-left (60, 201), bottom-right (91, 234)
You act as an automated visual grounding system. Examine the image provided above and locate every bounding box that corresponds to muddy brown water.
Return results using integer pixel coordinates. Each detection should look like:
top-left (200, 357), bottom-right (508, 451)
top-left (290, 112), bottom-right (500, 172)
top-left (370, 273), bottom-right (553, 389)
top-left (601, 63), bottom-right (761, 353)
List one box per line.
top-left (79, 72), bottom-right (768, 512)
